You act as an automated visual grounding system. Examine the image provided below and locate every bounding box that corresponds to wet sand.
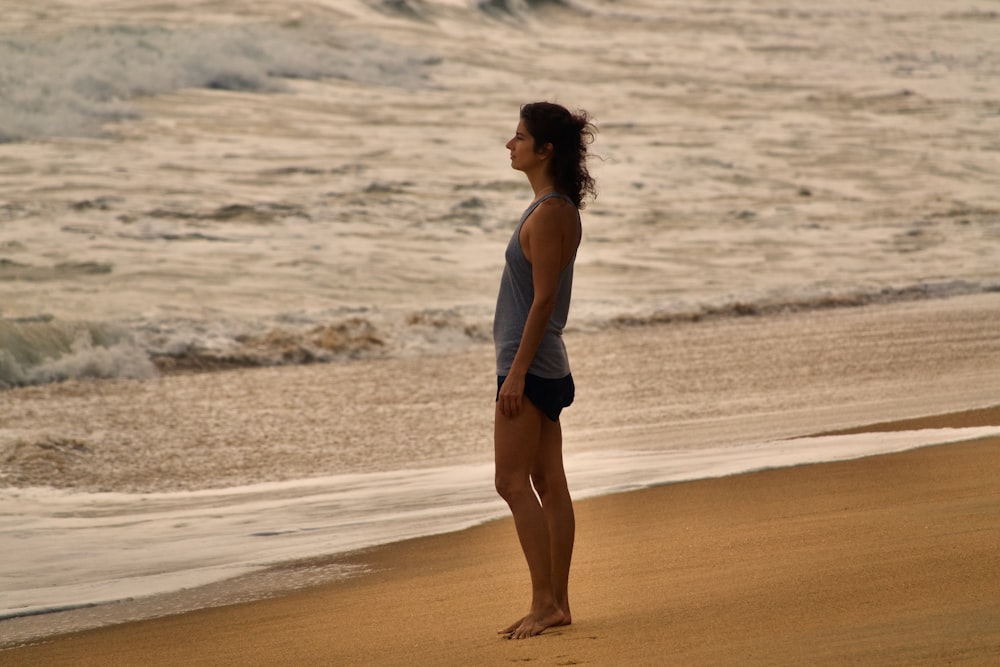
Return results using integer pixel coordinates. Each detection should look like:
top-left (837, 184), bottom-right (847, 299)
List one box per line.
top-left (4, 411), bottom-right (998, 666)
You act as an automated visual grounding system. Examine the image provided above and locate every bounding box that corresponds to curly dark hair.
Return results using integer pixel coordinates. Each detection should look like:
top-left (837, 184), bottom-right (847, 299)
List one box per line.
top-left (519, 102), bottom-right (597, 209)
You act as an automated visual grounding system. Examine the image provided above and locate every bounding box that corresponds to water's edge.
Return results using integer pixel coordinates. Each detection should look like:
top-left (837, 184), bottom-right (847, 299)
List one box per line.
top-left (3, 427), bottom-right (998, 649)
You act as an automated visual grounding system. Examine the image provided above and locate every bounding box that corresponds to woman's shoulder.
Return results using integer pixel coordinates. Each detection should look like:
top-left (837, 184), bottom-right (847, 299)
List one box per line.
top-left (534, 194), bottom-right (577, 218)
top-left (524, 195), bottom-right (580, 247)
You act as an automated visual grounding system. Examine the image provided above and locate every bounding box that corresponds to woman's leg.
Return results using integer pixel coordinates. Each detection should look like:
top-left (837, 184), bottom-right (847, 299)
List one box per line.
top-left (494, 401), bottom-right (566, 639)
top-left (532, 416), bottom-right (574, 624)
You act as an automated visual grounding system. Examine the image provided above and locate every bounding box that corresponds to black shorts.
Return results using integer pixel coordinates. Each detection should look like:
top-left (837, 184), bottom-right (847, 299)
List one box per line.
top-left (497, 373), bottom-right (575, 422)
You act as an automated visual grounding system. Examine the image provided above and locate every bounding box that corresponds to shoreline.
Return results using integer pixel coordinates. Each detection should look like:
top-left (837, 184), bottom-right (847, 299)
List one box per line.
top-left (5, 292), bottom-right (1000, 494)
top-left (3, 293), bottom-right (1000, 656)
top-left (3, 405), bottom-right (999, 663)
top-left (0, 294), bottom-right (1000, 656)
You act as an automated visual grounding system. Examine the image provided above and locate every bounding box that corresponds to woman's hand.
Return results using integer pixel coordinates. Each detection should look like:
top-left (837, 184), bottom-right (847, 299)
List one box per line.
top-left (497, 373), bottom-right (525, 419)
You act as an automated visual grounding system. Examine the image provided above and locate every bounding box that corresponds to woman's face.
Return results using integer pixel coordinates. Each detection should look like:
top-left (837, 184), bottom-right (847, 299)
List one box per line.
top-left (505, 119), bottom-right (543, 173)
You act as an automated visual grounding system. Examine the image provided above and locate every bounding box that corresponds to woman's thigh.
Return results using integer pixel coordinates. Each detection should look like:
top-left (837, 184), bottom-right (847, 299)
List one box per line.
top-left (494, 400), bottom-right (545, 480)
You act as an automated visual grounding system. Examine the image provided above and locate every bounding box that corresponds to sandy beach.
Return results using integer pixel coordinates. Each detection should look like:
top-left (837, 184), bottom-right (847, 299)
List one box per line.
top-left (4, 409), bottom-right (998, 666)
top-left (3, 293), bottom-right (1000, 664)
top-left (1, 291), bottom-right (999, 667)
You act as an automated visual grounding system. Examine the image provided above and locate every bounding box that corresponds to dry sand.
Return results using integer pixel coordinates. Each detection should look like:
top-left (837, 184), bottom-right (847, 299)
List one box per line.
top-left (4, 407), bottom-right (998, 666)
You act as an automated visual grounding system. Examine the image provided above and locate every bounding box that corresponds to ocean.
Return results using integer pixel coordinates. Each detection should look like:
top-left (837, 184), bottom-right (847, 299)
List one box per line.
top-left (2, 0), bottom-right (1000, 644)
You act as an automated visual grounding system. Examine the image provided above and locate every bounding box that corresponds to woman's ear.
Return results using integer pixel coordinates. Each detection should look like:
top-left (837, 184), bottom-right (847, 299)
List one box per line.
top-left (538, 142), bottom-right (554, 160)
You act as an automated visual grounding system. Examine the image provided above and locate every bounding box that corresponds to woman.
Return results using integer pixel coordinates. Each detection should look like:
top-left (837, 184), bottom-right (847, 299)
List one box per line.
top-left (493, 102), bottom-right (596, 639)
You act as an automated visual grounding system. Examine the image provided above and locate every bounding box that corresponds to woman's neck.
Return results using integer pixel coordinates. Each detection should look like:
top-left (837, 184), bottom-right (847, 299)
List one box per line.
top-left (528, 174), bottom-right (557, 200)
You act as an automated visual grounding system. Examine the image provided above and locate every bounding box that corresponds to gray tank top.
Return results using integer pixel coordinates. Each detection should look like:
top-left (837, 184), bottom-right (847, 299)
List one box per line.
top-left (493, 193), bottom-right (580, 378)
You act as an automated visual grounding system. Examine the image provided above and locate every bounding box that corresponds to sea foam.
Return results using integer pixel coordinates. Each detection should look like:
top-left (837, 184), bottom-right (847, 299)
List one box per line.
top-left (0, 22), bottom-right (434, 142)
top-left (0, 318), bottom-right (155, 389)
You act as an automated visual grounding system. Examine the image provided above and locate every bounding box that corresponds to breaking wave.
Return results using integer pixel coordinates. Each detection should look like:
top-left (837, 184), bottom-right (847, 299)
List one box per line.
top-left (0, 22), bottom-right (436, 142)
top-left (3, 280), bottom-right (997, 389)
top-left (0, 306), bottom-right (494, 389)
top-left (0, 318), bottom-right (155, 389)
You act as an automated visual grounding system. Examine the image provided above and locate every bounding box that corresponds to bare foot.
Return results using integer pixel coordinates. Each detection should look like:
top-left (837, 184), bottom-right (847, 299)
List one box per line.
top-left (498, 605), bottom-right (571, 638)
top-left (498, 615), bottom-right (527, 637)
top-left (500, 606), bottom-right (566, 640)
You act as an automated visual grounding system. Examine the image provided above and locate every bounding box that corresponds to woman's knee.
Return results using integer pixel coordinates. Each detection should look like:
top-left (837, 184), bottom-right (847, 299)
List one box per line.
top-left (495, 471), bottom-right (531, 501)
